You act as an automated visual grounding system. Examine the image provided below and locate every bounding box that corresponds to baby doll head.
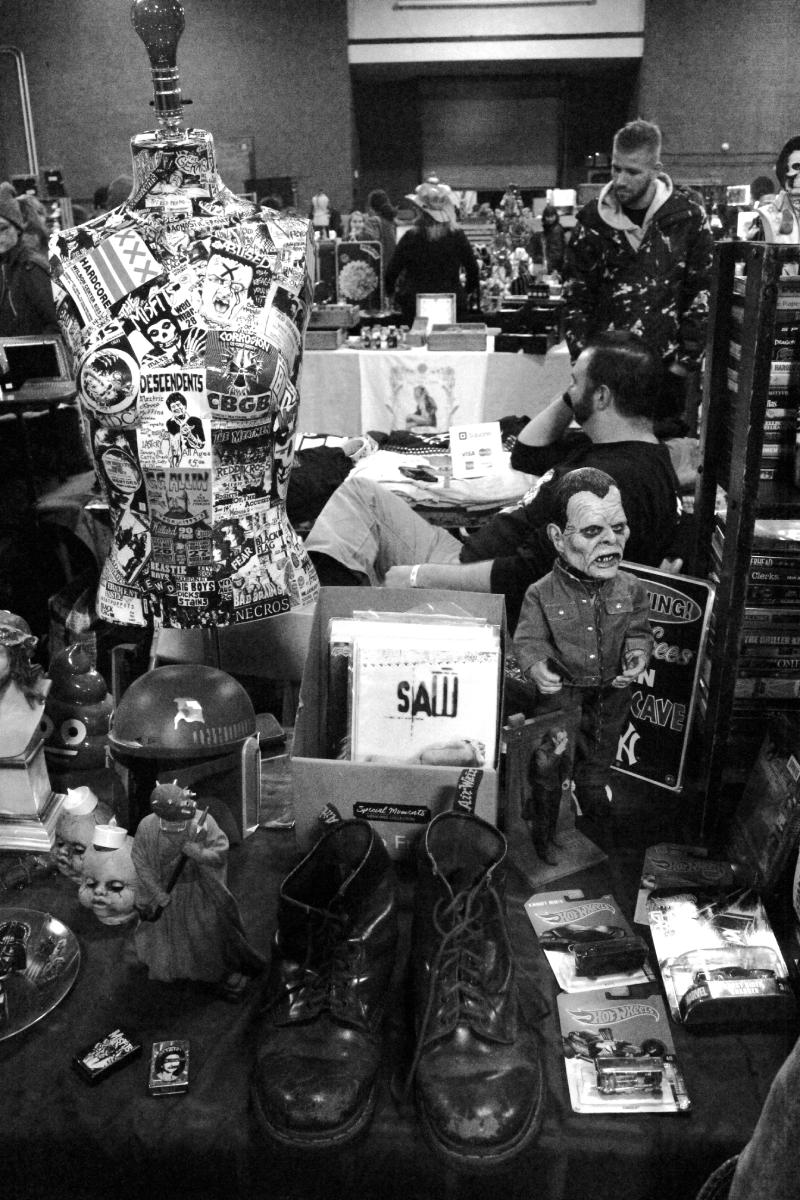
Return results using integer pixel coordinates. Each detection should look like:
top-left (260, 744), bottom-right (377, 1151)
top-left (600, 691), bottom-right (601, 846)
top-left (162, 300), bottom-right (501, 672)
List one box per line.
top-left (53, 786), bottom-right (113, 882)
top-left (78, 828), bottom-right (137, 926)
top-left (546, 467), bottom-right (629, 580)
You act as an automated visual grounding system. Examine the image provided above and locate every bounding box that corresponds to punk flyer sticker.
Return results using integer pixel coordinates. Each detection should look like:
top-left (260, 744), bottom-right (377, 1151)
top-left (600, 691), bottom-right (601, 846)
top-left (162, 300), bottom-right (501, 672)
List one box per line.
top-left (121, 274), bottom-right (204, 367)
top-left (212, 506), bottom-right (291, 622)
top-left (130, 136), bottom-right (216, 205)
top-left (105, 506), bottom-right (151, 587)
top-left (145, 469), bottom-right (214, 571)
top-left (259, 282), bottom-right (304, 371)
top-left (206, 328), bottom-right (282, 424)
top-left (78, 338), bottom-right (140, 426)
top-left (196, 240), bottom-right (268, 330)
top-left (58, 229), bottom-right (163, 325)
top-left (137, 367), bottom-right (210, 469)
top-left (92, 424), bottom-right (148, 509)
top-left (96, 568), bottom-right (148, 627)
top-left (211, 422), bottom-right (272, 505)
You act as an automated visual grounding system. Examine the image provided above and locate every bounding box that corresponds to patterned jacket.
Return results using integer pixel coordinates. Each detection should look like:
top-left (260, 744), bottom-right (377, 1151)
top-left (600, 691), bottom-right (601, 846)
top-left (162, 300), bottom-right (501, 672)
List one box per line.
top-left (563, 175), bottom-right (714, 372)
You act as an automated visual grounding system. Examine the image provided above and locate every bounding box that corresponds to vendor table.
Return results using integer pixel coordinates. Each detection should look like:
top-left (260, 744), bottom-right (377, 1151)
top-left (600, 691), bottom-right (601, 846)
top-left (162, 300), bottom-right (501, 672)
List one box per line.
top-left (297, 339), bottom-right (572, 435)
top-left (3, 783), bottom-right (795, 1200)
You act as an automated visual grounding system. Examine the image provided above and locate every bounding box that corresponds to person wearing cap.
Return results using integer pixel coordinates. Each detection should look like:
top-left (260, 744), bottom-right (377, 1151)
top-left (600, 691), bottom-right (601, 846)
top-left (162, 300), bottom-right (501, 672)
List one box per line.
top-left (385, 181), bottom-right (480, 327)
top-left (0, 182), bottom-right (59, 336)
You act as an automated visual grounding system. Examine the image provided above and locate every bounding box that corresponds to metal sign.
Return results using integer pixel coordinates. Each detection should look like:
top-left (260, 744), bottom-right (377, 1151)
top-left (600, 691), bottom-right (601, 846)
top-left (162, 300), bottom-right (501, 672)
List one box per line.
top-left (613, 564), bottom-right (715, 792)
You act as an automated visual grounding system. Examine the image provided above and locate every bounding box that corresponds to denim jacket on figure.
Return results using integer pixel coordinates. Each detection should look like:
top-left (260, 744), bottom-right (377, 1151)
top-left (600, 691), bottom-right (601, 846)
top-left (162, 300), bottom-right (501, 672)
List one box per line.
top-left (513, 558), bottom-right (654, 688)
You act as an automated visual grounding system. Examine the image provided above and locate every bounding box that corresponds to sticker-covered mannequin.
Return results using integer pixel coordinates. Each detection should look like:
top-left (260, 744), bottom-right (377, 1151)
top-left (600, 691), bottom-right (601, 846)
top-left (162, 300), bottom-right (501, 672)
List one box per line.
top-left (49, 0), bottom-right (318, 629)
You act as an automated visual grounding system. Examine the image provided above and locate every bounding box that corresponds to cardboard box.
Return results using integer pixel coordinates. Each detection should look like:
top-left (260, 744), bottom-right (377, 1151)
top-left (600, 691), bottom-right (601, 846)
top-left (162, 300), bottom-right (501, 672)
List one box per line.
top-left (307, 304), bottom-right (360, 329)
top-left (304, 327), bottom-right (346, 350)
top-left (292, 587), bottom-right (505, 858)
top-left (427, 323), bottom-right (488, 352)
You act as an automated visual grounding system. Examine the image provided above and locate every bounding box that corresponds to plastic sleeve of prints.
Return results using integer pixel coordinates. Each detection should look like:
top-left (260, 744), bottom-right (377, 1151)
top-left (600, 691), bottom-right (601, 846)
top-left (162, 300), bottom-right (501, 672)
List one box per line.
top-left (409, 565), bottom-right (421, 588)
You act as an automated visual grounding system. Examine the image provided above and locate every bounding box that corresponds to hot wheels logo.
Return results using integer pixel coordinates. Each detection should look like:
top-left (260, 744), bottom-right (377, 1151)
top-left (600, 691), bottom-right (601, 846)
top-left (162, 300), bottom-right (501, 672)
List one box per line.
top-left (568, 1003), bottom-right (661, 1026)
top-left (542, 901), bottom-right (615, 924)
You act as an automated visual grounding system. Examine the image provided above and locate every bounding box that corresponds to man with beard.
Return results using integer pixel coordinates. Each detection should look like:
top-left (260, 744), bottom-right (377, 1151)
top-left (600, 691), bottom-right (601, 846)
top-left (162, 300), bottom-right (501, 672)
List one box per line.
top-left (305, 331), bottom-right (681, 633)
top-left (563, 120), bottom-right (713, 435)
top-left (512, 467), bottom-right (653, 835)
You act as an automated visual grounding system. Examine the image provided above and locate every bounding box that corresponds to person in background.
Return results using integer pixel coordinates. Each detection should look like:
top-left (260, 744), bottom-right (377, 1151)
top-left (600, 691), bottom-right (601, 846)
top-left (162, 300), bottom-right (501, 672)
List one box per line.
top-left (384, 180), bottom-right (480, 327)
top-left (749, 175), bottom-right (775, 207)
top-left (105, 175), bottom-right (133, 210)
top-left (16, 193), bottom-right (50, 262)
top-left (0, 183), bottom-right (59, 336)
top-left (563, 119), bottom-right (713, 436)
top-left (346, 210), bottom-right (379, 242)
top-left (539, 204), bottom-right (566, 276)
top-left (304, 332), bottom-right (682, 634)
top-left (366, 187), bottom-right (397, 266)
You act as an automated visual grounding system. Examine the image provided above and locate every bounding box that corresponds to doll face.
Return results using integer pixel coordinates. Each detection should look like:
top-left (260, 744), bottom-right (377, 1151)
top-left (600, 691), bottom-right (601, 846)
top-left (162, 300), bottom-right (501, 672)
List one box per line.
top-left (53, 812), bottom-right (96, 881)
top-left (78, 848), bottom-right (137, 925)
top-left (549, 486), bottom-right (629, 579)
top-left (786, 151), bottom-right (800, 193)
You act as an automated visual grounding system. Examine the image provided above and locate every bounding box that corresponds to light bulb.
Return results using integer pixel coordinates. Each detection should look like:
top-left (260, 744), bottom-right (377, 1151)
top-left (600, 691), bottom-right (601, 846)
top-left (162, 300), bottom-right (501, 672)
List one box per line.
top-left (131, 0), bottom-right (186, 133)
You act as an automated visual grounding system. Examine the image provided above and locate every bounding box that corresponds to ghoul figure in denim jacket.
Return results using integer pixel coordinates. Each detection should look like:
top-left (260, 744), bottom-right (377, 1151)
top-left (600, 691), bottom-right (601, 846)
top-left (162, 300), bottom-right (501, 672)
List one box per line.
top-left (513, 467), bottom-right (653, 835)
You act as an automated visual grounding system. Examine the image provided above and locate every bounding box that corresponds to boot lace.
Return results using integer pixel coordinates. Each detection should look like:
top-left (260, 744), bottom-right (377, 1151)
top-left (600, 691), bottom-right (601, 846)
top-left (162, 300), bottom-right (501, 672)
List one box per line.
top-left (293, 911), bottom-right (363, 1021)
top-left (405, 881), bottom-right (507, 1095)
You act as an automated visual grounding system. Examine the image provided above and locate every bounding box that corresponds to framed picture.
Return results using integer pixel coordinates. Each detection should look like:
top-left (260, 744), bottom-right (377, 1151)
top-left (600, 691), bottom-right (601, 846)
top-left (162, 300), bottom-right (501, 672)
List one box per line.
top-left (416, 293), bottom-right (456, 326)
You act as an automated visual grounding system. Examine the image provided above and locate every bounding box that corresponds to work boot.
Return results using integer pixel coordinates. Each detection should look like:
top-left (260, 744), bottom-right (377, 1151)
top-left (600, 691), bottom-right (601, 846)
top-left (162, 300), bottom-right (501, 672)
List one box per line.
top-left (407, 810), bottom-right (545, 1169)
top-left (252, 819), bottom-right (397, 1147)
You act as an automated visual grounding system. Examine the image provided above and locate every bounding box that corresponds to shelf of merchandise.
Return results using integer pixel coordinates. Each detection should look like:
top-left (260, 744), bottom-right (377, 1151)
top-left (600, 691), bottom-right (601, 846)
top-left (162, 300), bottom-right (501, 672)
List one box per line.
top-left (691, 240), bottom-right (800, 843)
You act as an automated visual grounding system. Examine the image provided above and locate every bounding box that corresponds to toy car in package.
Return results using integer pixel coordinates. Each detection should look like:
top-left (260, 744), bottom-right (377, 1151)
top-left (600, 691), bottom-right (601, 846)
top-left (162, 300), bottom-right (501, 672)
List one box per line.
top-left (646, 887), bottom-right (796, 1027)
top-left (558, 989), bottom-right (691, 1114)
top-left (525, 889), bottom-right (654, 992)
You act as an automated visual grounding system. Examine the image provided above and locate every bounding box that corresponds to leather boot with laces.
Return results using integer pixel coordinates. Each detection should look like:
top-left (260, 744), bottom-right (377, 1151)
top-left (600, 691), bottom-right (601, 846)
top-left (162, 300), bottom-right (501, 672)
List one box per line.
top-left (408, 810), bottom-right (545, 1169)
top-left (252, 819), bottom-right (397, 1147)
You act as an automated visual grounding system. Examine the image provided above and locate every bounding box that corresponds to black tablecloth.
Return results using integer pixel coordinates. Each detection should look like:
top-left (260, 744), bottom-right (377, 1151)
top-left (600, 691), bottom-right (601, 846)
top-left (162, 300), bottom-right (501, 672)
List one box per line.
top-left (3, 824), bottom-right (796, 1200)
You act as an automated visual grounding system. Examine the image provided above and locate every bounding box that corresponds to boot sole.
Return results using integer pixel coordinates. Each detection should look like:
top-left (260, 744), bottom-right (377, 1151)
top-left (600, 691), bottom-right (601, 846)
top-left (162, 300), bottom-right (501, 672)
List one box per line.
top-left (250, 1077), bottom-right (378, 1150)
top-left (414, 1066), bottom-right (546, 1172)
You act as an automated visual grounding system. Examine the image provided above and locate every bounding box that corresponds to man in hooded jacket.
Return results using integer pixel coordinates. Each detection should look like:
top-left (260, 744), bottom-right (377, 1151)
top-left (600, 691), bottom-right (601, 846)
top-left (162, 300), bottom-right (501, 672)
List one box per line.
top-left (563, 120), bottom-right (713, 433)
